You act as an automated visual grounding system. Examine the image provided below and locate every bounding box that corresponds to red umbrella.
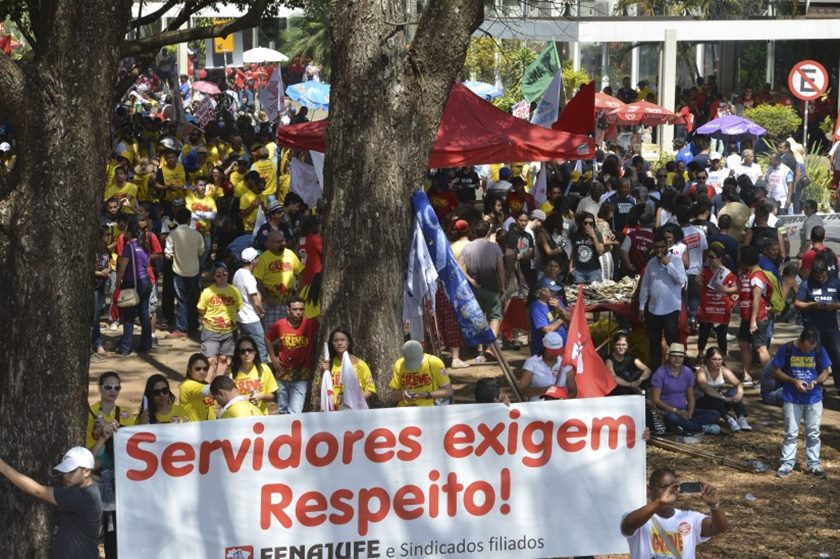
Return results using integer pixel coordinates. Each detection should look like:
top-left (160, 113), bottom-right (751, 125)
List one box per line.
top-left (594, 92), bottom-right (626, 110)
top-left (191, 80), bottom-right (222, 95)
top-left (605, 100), bottom-right (683, 126)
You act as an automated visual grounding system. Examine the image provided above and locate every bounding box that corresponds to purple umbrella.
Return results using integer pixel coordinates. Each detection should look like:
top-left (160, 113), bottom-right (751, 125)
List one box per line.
top-left (696, 115), bottom-right (766, 141)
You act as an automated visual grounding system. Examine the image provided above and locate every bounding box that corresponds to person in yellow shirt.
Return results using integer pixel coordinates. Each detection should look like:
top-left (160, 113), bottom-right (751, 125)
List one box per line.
top-left (539, 184), bottom-right (564, 214)
top-left (253, 230), bottom-right (304, 327)
top-left (155, 142), bottom-right (188, 212)
top-left (136, 375), bottom-right (191, 424)
top-left (105, 167), bottom-right (139, 214)
top-left (319, 328), bottom-right (377, 409)
top-left (179, 353), bottom-right (217, 421)
top-left (230, 335), bottom-right (278, 415)
top-left (86, 372), bottom-right (134, 449)
top-left (211, 375), bottom-right (263, 419)
top-left (207, 135), bottom-right (230, 167)
top-left (251, 145), bottom-right (278, 203)
top-left (133, 158), bottom-right (158, 205)
top-left (197, 263), bottom-right (243, 378)
top-left (227, 158), bottom-right (250, 197)
top-left (239, 171), bottom-right (265, 232)
top-left (390, 340), bottom-right (453, 407)
top-left (185, 179), bottom-right (217, 268)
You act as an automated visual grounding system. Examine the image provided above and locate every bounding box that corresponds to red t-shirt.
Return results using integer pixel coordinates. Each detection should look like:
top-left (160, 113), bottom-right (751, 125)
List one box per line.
top-left (697, 267), bottom-right (737, 324)
top-left (506, 191), bottom-right (537, 215)
top-left (428, 191), bottom-right (459, 221)
top-left (116, 231), bottom-right (162, 284)
top-left (687, 183), bottom-right (715, 199)
top-left (739, 268), bottom-right (771, 322)
top-left (265, 317), bottom-right (319, 371)
top-left (801, 246), bottom-right (838, 275)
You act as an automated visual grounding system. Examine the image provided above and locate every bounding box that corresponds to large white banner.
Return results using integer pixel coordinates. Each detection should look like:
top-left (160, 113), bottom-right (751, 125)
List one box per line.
top-left (778, 212), bottom-right (840, 256)
top-left (115, 397), bottom-right (646, 558)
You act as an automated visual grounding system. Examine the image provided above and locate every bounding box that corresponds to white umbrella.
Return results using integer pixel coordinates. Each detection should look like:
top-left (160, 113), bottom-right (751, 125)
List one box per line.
top-left (243, 47), bottom-right (289, 64)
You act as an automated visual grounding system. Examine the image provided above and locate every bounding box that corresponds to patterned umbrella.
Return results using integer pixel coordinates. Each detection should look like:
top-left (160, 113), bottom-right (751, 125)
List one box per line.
top-left (595, 92), bottom-right (626, 110)
top-left (605, 100), bottom-right (683, 126)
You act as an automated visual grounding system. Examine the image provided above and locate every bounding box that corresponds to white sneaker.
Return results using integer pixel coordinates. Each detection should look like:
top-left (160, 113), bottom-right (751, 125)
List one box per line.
top-left (108, 321), bottom-right (120, 331)
top-left (726, 333), bottom-right (737, 342)
top-left (737, 416), bottom-right (752, 431)
top-left (727, 416), bottom-right (741, 432)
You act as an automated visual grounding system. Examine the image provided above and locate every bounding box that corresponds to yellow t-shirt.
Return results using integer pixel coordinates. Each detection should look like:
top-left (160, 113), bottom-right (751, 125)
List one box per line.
top-left (185, 193), bottom-right (217, 235)
top-left (197, 284), bottom-right (243, 333)
top-left (209, 143), bottom-right (230, 166)
top-left (488, 163), bottom-right (503, 184)
top-left (105, 182), bottom-right (138, 213)
top-left (104, 162), bottom-right (119, 198)
top-left (135, 172), bottom-right (157, 202)
top-left (539, 200), bottom-right (555, 214)
top-left (230, 170), bottom-right (247, 197)
top-left (85, 402), bottom-right (135, 449)
top-left (389, 355), bottom-right (450, 407)
top-left (153, 404), bottom-right (191, 424)
top-left (160, 162), bottom-right (187, 201)
top-left (253, 248), bottom-right (304, 305)
top-left (251, 159), bottom-right (278, 199)
top-left (239, 190), bottom-right (260, 232)
top-left (222, 398), bottom-right (263, 419)
top-left (329, 356), bottom-right (376, 408)
top-left (665, 171), bottom-right (688, 187)
top-left (179, 379), bottom-right (216, 421)
top-left (233, 363), bottom-right (279, 415)
top-left (276, 173), bottom-right (291, 203)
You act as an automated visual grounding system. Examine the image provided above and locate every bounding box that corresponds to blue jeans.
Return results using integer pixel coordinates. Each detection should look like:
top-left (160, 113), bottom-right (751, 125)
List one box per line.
top-left (173, 274), bottom-right (200, 333)
top-left (663, 408), bottom-right (720, 433)
top-left (118, 278), bottom-right (153, 353)
top-left (238, 320), bottom-right (268, 361)
top-left (781, 400), bottom-right (823, 470)
top-left (815, 328), bottom-right (840, 391)
top-left (574, 268), bottom-right (602, 284)
top-left (278, 380), bottom-right (308, 414)
top-left (92, 289), bottom-right (105, 349)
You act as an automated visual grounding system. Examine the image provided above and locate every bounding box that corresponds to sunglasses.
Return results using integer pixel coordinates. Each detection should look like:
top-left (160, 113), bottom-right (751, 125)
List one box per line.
top-left (193, 366), bottom-right (209, 371)
top-left (151, 387), bottom-right (170, 396)
top-left (238, 347), bottom-right (256, 354)
top-left (102, 384), bottom-right (121, 392)
top-left (696, 175), bottom-right (708, 179)
top-left (583, 221), bottom-right (595, 225)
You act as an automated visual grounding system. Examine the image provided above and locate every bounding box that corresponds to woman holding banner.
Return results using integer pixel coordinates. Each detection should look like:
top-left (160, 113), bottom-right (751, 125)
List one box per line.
top-left (518, 331), bottom-right (577, 401)
top-left (321, 327), bottom-right (376, 409)
top-left (231, 335), bottom-right (278, 415)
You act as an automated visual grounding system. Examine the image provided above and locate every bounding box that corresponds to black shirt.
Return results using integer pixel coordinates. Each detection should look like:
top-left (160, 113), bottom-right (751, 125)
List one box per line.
top-left (52, 484), bottom-right (102, 559)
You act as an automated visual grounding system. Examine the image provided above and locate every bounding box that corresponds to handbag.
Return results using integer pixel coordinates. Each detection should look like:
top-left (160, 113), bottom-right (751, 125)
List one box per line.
top-left (116, 241), bottom-right (140, 308)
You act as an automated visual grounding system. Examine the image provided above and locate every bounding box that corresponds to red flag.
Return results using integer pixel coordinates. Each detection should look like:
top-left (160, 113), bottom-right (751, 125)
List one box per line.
top-left (562, 285), bottom-right (617, 397)
top-left (553, 80), bottom-right (595, 135)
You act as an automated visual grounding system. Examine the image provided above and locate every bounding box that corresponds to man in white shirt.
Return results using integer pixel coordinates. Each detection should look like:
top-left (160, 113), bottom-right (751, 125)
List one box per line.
top-left (735, 149), bottom-right (761, 186)
top-left (764, 153), bottom-right (794, 213)
top-left (486, 166), bottom-right (513, 195)
top-left (621, 468), bottom-right (727, 559)
top-left (164, 207), bottom-right (204, 337)
top-left (677, 207), bottom-right (708, 332)
top-left (724, 143), bottom-right (742, 173)
top-left (232, 247), bottom-right (267, 360)
top-left (706, 156), bottom-right (728, 195)
top-left (576, 180), bottom-right (604, 217)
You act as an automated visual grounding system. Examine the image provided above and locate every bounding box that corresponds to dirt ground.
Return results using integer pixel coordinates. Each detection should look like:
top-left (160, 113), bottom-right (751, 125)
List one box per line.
top-left (90, 318), bottom-right (840, 558)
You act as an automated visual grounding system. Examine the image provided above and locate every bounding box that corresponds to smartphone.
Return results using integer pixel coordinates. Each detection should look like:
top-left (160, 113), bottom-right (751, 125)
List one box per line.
top-left (679, 481), bottom-right (702, 494)
top-left (142, 396), bottom-right (149, 412)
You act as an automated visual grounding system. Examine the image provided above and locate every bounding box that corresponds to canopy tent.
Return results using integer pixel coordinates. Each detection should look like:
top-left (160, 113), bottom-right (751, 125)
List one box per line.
top-left (277, 83), bottom-right (595, 166)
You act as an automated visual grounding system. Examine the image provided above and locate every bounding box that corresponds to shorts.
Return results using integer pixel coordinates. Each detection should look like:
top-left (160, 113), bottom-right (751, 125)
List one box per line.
top-left (201, 329), bottom-right (235, 357)
top-left (738, 319), bottom-right (770, 348)
top-left (472, 286), bottom-right (502, 321)
top-left (148, 284), bottom-right (158, 315)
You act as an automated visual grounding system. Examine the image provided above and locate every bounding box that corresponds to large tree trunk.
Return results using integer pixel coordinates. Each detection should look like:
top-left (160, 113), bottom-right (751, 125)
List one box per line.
top-left (0, 1), bottom-right (132, 554)
top-left (320, 0), bottom-right (484, 398)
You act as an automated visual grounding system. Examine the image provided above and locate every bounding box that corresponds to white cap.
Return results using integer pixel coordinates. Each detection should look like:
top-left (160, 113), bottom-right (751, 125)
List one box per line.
top-left (54, 447), bottom-right (95, 473)
top-left (241, 247), bottom-right (259, 263)
top-left (0, 142), bottom-right (10, 152)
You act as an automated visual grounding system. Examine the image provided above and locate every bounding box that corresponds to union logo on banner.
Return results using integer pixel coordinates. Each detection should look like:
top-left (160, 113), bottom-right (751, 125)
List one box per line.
top-left (224, 546), bottom-right (253, 559)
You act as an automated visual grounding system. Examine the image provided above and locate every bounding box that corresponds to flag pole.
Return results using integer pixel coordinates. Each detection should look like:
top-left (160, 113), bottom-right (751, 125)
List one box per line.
top-left (490, 339), bottom-right (524, 402)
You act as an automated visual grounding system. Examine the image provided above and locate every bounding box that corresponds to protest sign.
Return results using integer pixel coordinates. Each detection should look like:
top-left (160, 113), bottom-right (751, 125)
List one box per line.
top-left (116, 397), bottom-right (645, 558)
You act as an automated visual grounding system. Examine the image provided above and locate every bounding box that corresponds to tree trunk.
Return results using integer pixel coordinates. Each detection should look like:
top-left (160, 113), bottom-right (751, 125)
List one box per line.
top-left (0, 1), bottom-right (132, 554)
top-left (319, 0), bottom-right (484, 400)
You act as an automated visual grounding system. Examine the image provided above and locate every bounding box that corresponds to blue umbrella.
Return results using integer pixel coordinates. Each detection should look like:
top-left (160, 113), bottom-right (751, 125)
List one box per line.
top-left (286, 81), bottom-right (330, 111)
top-left (695, 114), bottom-right (766, 142)
top-left (463, 80), bottom-right (503, 100)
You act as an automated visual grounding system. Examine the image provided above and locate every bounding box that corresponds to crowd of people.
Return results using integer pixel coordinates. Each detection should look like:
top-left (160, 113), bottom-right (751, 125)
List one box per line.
top-left (0, 67), bottom-right (838, 559)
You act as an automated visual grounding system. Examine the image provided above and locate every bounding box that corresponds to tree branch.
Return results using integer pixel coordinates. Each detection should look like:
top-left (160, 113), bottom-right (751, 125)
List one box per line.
top-left (0, 55), bottom-right (26, 124)
top-left (11, 15), bottom-right (36, 50)
top-left (114, 52), bottom-right (157, 101)
top-left (120, 0), bottom-right (269, 57)
top-left (130, 0), bottom-right (181, 29)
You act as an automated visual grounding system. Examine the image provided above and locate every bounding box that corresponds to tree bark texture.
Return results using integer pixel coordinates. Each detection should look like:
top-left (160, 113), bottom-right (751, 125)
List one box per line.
top-left (320, 0), bottom-right (484, 401)
top-left (0, 1), bottom-right (132, 554)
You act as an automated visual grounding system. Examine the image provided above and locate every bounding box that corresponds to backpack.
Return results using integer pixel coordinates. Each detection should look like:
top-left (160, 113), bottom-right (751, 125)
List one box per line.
top-left (813, 246), bottom-right (839, 279)
top-left (762, 270), bottom-right (786, 314)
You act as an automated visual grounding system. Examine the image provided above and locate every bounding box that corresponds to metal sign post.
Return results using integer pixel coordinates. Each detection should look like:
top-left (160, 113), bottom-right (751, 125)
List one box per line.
top-left (803, 101), bottom-right (809, 147)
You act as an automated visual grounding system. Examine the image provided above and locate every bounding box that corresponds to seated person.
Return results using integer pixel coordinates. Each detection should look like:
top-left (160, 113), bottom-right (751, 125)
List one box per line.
top-left (606, 330), bottom-right (651, 396)
top-left (518, 332), bottom-right (577, 401)
top-left (760, 362), bottom-right (784, 406)
top-left (650, 343), bottom-right (721, 435)
top-left (694, 347), bottom-right (751, 432)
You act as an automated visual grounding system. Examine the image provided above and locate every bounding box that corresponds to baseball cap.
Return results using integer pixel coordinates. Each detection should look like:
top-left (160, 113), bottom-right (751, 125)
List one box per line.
top-left (241, 247), bottom-right (259, 263)
top-left (668, 342), bottom-right (686, 356)
top-left (709, 151), bottom-right (722, 161)
top-left (54, 447), bottom-right (95, 473)
top-left (543, 331), bottom-right (564, 350)
top-left (535, 276), bottom-right (562, 292)
top-left (402, 340), bottom-right (425, 370)
top-left (454, 219), bottom-right (470, 233)
top-left (530, 209), bottom-right (547, 221)
top-left (541, 385), bottom-right (569, 400)
top-left (499, 167), bottom-right (513, 180)
top-left (0, 142), bottom-right (10, 152)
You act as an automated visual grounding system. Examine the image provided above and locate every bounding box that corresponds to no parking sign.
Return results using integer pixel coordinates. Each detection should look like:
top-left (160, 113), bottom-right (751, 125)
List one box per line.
top-left (788, 59), bottom-right (828, 101)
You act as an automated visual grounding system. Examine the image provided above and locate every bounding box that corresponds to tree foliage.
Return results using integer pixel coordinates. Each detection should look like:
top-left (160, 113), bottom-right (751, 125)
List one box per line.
top-left (280, 13), bottom-right (331, 76)
top-left (744, 103), bottom-right (802, 142)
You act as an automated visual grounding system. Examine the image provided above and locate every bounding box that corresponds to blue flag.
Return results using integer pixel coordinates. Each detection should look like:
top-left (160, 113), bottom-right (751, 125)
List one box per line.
top-left (411, 191), bottom-right (496, 346)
